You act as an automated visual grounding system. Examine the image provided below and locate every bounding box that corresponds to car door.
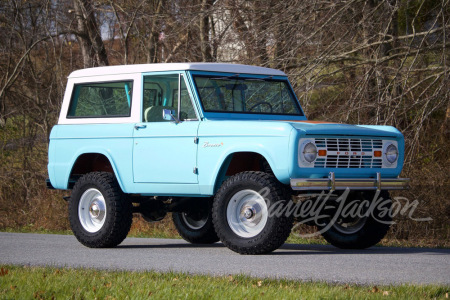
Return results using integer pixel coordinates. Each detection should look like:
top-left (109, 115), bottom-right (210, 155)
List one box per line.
top-left (132, 72), bottom-right (199, 184)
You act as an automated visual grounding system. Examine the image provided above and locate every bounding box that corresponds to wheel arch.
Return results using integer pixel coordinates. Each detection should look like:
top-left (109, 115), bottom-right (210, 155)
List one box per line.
top-left (67, 151), bottom-right (125, 192)
top-left (212, 151), bottom-right (279, 194)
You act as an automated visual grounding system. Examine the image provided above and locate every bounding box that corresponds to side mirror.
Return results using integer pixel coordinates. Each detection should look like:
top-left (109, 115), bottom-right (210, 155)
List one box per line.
top-left (162, 109), bottom-right (180, 123)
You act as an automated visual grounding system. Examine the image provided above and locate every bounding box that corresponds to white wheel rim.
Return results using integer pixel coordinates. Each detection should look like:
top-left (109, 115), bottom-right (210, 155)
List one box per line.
top-left (226, 189), bottom-right (268, 238)
top-left (78, 188), bottom-right (107, 233)
top-left (332, 198), bottom-right (369, 235)
top-left (333, 216), bottom-right (367, 235)
top-left (181, 212), bottom-right (208, 230)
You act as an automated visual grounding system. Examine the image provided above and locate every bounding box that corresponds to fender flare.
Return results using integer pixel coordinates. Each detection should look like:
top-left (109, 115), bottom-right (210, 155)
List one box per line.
top-left (210, 149), bottom-right (288, 194)
top-left (65, 149), bottom-right (126, 192)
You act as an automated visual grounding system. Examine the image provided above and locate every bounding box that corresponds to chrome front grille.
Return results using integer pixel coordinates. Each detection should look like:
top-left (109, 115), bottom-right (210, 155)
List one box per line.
top-left (314, 138), bottom-right (383, 168)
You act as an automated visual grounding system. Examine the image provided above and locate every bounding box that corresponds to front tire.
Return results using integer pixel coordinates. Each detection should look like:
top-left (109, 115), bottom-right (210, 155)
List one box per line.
top-left (172, 198), bottom-right (219, 244)
top-left (69, 172), bottom-right (132, 248)
top-left (212, 171), bottom-right (293, 255)
top-left (319, 191), bottom-right (392, 249)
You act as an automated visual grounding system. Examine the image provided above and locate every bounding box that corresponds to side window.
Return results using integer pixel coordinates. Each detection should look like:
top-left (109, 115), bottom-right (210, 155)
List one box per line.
top-left (68, 81), bottom-right (133, 118)
top-left (143, 74), bottom-right (197, 122)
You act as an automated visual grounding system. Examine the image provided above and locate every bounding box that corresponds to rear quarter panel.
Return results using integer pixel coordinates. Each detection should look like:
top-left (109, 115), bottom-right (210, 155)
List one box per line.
top-left (48, 124), bottom-right (135, 192)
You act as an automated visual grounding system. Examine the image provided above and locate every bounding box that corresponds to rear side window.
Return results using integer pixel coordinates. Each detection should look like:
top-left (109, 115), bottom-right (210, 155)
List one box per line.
top-left (67, 81), bottom-right (133, 118)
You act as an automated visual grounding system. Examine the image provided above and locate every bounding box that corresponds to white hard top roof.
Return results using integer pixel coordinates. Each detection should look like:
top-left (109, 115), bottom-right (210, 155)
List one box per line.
top-left (68, 63), bottom-right (287, 78)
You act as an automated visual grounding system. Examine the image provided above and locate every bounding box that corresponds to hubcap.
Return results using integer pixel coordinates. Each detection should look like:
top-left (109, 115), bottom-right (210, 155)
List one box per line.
top-left (227, 189), bottom-right (268, 238)
top-left (89, 203), bottom-right (100, 218)
top-left (243, 207), bottom-right (254, 219)
top-left (78, 188), bottom-right (107, 233)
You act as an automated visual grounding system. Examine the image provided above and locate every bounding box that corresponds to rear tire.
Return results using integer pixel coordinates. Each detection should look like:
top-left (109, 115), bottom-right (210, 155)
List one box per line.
top-left (320, 191), bottom-right (392, 249)
top-left (213, 171), bottom-right (293, 255)
top-left (69, 172), bottom-right (132, 248)
top-left (172, 198), bottom-right (219, 244)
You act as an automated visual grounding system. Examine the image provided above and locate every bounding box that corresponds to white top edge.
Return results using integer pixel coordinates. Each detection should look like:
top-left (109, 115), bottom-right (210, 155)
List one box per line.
top-left (68, 63), bottom-right (287, 78)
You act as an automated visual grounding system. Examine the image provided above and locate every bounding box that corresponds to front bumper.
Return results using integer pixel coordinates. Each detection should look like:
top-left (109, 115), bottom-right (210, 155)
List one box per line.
top-left (290, 172), bottom-right (410, 191)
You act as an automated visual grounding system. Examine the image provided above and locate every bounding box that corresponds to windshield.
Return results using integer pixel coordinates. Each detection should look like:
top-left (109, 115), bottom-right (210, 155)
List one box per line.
top-left (192, 75), bottom-right (303, 116)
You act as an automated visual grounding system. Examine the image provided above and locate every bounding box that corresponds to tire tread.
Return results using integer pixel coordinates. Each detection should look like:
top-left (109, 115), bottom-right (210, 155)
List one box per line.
top-left (69, 172), bottom-right (132, 248)
top-left (213, 171), bottom-right (293, 254)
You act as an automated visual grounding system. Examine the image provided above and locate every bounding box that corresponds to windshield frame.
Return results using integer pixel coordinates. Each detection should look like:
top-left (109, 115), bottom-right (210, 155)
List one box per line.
top-left (189, 71), bottom-right (305, 119)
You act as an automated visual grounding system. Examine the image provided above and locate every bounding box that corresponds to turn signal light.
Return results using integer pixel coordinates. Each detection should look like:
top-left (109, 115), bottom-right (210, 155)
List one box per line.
top-left (318, 150), bottom-right (327, 156)
top-left (374, 151), bottom-right (382, 157)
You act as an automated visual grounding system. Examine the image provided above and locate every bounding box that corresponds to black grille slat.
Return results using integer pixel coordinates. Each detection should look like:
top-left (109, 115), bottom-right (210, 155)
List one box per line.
top-left (313, 138), bottom-right (384, 169)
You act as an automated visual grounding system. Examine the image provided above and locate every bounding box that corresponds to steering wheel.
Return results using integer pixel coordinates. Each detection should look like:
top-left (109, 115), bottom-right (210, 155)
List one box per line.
top-left (248, 101), bottom-right (273, 113)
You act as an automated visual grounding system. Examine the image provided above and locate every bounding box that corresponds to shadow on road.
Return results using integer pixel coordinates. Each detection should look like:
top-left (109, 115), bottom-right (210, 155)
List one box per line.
top-left (117, 241), bottom-right (450, 256)
top-left (274, 243), bottom-right (450, 256)
top-left (117, 243), bottom-right (225, 249)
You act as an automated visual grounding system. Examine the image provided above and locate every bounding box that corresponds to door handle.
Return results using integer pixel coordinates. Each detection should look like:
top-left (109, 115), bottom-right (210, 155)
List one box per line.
top-left (134, 124), bottom-right (147, 130)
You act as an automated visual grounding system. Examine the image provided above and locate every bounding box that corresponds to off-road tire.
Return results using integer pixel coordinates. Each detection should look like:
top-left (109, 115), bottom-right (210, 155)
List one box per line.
top-left (320, 191), bottom-right (392, 249)
top-left (69, 172), bottom-right (132, 248)
top-left (212, 171), bottom-right (293, 255)
top-left (172, 198), bottom-right (219, 244)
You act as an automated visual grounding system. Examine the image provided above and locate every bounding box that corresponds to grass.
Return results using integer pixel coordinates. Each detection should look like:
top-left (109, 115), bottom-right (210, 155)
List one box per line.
top-left (1, 226), bottom-right (73, 236)
top-left (0, 265), bottom-right (448, 300)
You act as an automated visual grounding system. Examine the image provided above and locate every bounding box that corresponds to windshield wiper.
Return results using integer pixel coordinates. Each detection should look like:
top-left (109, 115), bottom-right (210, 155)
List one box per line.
top-left (210, 74), bottom-right (240, 80)
top-left (246, 76), bottom-right (273, 82)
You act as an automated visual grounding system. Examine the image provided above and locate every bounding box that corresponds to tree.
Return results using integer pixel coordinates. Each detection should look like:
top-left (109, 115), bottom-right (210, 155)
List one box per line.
top-left (73, 0), bottom-right (109, 67)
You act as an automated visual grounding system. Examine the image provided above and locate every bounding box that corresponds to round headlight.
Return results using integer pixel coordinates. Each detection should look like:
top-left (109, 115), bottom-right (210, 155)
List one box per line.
top-left (303, 142), bottom-right (317, 163)
top-left (385, 144), bottom-right (398, 164)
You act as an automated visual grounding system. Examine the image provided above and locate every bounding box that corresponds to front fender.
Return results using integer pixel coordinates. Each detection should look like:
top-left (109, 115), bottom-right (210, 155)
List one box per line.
top-left (197, 138), bottom-right (291, 195)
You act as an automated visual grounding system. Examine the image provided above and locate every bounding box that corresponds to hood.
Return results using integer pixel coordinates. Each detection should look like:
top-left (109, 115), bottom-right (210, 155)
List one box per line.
top-left (287, 121), bottom-right (402, 138)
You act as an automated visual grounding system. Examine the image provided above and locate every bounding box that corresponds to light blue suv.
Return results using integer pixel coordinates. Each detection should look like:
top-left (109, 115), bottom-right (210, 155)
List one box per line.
top-left (47, 63), bottom-right (409, 254)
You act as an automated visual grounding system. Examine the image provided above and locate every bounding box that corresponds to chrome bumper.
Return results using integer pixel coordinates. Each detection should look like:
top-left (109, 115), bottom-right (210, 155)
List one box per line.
top-left (290, 172), bottom-right (410, 191)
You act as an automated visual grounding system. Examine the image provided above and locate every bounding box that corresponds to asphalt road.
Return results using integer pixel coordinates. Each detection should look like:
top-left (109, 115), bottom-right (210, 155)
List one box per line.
top-left (1, 232), bottom-right (449, 285)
